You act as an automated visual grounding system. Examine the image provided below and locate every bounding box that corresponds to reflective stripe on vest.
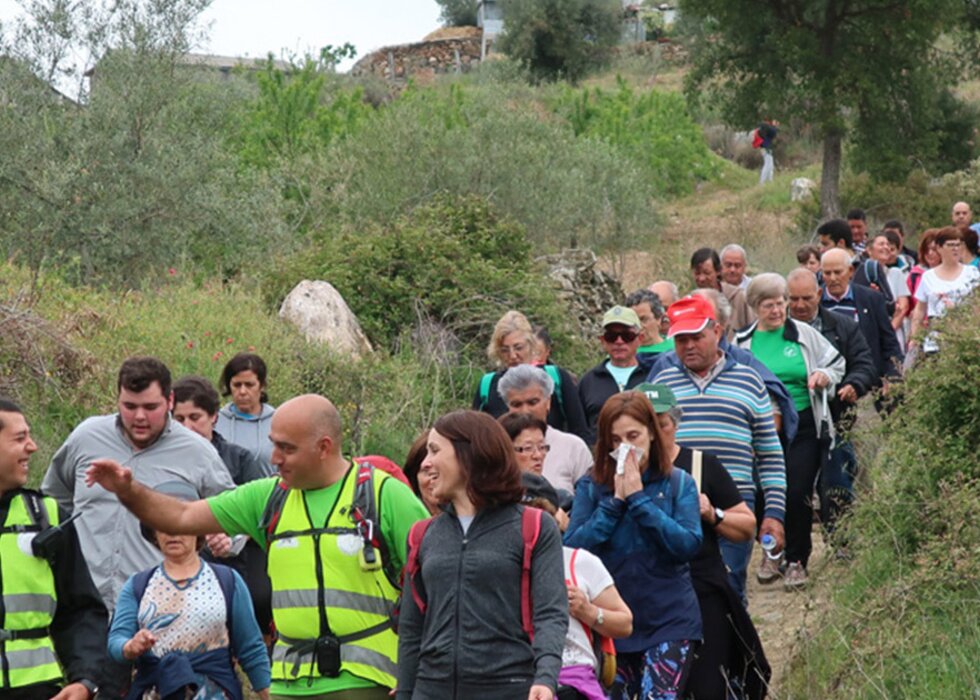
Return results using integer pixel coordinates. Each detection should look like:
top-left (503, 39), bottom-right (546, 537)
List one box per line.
top-left (0, 494), bottom-right (62, 688)
top-left (271, 635), bottom-right (398, 680)
top-left (267, 466), bottom-right (399, 688)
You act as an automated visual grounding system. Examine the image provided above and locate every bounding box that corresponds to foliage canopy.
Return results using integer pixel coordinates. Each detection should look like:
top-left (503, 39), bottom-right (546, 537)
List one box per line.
top-left (498, 0), bottom-right (623, 83)
top-left (679, 0), bottom-right (968, 217)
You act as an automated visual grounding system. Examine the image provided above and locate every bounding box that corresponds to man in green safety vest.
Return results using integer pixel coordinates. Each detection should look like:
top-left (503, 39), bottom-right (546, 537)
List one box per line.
top-left (0, 398), bottom-right (106, 700)
top-left (84, 393), bottom-right (429, 700)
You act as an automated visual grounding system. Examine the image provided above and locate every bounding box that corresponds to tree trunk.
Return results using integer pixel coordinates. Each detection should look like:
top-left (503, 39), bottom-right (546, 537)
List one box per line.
top-left (820, 130), bottom-right (842, 220)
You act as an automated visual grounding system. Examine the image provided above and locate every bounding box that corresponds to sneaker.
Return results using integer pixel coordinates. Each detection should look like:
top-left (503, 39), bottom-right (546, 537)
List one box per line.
top-left (757, 554), bottom-right (782, 584)
top-left (784, 562), bottom-right (808, 590)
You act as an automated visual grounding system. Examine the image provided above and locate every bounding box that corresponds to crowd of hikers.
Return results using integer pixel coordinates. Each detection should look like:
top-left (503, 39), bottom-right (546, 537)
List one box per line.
top-left (1, 203), bottom-right (978, 700)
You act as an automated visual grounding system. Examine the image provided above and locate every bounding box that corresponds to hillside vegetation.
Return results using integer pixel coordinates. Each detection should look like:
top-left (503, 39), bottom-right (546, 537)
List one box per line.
top-left (2, 7), bottom-right (980, 695)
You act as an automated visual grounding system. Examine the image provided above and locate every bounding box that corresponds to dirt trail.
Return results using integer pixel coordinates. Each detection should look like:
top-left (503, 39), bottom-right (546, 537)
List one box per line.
top-left (746, 533), bottom-right (828, 697)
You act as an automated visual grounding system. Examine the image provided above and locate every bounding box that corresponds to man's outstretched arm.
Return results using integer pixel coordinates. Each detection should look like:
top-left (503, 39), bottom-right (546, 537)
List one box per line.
top-left (85, 459), bottom-right (223, 535)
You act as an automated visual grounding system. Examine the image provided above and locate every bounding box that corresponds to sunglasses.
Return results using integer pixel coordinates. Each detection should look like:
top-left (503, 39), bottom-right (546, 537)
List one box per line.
top-left (602, 329), bottom-right (639, 343)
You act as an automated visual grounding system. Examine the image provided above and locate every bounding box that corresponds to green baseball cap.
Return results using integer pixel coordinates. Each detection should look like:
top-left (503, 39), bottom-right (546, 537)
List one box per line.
top-left (634, 383), bottom-right (677, 413)
top-left (601, 305), bottom-right (641, 329)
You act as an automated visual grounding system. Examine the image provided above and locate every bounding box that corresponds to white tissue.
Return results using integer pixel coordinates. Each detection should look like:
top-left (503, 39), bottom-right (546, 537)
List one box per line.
top-left (610, 443), bottom-right (645, 475)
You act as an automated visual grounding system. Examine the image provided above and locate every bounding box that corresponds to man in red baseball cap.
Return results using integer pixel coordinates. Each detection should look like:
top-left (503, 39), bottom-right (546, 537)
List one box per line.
top-left (651, 295), bottom-right (787, 605)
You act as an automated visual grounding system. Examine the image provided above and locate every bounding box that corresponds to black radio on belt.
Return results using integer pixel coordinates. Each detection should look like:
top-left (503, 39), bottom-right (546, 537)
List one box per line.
top-left (314, 635), bottom-right (342, 677)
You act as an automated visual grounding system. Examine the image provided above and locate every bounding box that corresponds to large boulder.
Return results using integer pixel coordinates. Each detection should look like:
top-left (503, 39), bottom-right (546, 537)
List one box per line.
top-left (279, 280), bottom-right (373, 358)
top-left (791, 177), bottom-right (817, 202)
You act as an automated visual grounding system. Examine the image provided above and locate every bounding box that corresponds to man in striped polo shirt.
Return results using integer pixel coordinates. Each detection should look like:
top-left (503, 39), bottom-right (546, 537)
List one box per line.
top-left (650, 295), bottom-right (786, 604)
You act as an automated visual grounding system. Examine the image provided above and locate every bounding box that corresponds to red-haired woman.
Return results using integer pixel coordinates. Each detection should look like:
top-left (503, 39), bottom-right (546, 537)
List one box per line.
top-left (396, 411), bottom-right (568, 700)
top-left (565, 393), bottom-right (702, 700)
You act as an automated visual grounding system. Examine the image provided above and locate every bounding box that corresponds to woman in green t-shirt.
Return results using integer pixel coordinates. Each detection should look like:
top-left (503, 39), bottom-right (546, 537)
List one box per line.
top-left (735, 273), bottom-right (845, 590)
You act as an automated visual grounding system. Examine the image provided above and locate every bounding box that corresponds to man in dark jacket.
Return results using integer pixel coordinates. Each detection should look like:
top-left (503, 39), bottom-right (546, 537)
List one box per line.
top-left (788, 269), bottom-right (877, 420)
top-left (788, 269), bottom-right (877, 536)
top-left (819, 248), bottom-right (904, 387)
top-left (578, 306), bottom-right (649, 444)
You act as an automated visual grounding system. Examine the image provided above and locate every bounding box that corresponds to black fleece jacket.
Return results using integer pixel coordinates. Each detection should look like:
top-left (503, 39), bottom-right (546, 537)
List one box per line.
top-left (396, 504), bottom-right (567, 699)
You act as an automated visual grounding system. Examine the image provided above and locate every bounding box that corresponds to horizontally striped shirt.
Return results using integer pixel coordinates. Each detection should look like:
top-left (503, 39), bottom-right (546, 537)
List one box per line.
top-left (652, 356), bottom-right (787, 519)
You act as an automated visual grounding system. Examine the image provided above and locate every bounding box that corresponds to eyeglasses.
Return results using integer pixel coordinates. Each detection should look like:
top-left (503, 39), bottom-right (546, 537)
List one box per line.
top-left (602, 330), bottom-right (639, 343)
top-left (515, 443), bottom-right (551, 455)
top-left (942, 241), bottom-right (963, 248)
top-left (500, 342), bottom-right (528, 356)
top-left (758, 300), bottom-right (786, 312)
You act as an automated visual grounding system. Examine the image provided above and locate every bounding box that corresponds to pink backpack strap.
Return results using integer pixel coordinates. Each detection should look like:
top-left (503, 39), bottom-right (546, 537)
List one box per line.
top-left (520, 506), bottom-right (544, 642)
top-left (406, 517), bottom-right (433, 614)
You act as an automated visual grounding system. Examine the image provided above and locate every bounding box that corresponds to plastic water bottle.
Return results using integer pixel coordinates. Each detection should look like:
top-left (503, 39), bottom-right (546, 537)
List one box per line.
top-left (760, 533), bottom-right (780, 560)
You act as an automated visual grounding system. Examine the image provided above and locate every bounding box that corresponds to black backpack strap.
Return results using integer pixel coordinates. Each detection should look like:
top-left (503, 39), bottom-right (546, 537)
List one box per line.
top-left (131, 567), bottom-right (157, 606)
top-left (258, 480), bottom-right (290, 542)
top-left (207, 562), bottom-right (237, 643)
top-left (350, 463), bottom-right (399, 588)
top-left (25, 491), bottom-right (50, 531)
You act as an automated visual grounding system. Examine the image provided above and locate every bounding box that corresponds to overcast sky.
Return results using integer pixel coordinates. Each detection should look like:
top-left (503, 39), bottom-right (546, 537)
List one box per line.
top-left (0, 0), bottom-right (444, 71)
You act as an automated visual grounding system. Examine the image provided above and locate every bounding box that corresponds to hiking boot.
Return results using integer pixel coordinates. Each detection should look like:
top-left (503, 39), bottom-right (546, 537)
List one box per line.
top-left (757, 553), bottom-right (782, 584)
top-left (784, 562), bottom-right (808, 590)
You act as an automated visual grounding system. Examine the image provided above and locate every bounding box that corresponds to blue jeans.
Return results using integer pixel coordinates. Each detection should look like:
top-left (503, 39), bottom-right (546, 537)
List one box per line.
top-left (719, 491), bottom-right (755, 606)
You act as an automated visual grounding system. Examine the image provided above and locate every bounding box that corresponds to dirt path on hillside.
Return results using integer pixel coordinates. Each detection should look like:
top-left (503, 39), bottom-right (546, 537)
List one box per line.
top-left (746, 532), bottom-right (828, 698)
top-left (612, 183), bottom-right (803, 292)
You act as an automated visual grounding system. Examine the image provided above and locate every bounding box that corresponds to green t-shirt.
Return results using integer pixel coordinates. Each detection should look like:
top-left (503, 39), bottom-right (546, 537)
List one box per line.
top-left (638, 337), bottom-right (675, 354)
top-left (207, 469), bottom-right (429, 695)
top-left (750, 327), bottom-right (811, 412)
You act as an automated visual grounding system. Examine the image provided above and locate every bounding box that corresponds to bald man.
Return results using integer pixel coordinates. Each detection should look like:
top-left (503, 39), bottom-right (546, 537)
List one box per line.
top-left (951, 201), bottom-right (980, 234)
top-left (649, 280), bottom-right (679, 336)
top-left (86, 394), bottom-right (429, 699)
top-left (820, 249), bottom-right (903, 386)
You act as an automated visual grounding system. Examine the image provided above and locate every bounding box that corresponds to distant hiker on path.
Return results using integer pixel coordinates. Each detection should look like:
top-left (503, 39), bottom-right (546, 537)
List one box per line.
top-left (754, 120), bottom-right (779, 184)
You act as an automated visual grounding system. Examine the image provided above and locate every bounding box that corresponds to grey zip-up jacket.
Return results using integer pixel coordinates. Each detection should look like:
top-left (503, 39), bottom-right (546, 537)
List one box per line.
top-left (396, 505), bottom-right (568, 699)
top-left (216, 403), bottom-right (275, 467)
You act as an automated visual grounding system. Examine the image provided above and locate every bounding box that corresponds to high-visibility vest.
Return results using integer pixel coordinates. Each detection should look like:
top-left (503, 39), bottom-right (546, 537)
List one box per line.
top-left (0, 491), bottom-right (62, 689)
top-left (267, 465), bottom-right (399, 688)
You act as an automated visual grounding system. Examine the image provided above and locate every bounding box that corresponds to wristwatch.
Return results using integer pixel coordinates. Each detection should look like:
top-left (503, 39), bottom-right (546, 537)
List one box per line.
top-left (713, 507), bottom-right (726, 527)
top-left (594, 607), bottom-right (605, 627)
top-left (77, 679), bottom-right (99, 698)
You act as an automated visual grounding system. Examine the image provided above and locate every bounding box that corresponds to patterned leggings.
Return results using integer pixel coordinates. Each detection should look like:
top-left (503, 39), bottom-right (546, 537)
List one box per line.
top-left (610, 640), bottom-right (695, 700)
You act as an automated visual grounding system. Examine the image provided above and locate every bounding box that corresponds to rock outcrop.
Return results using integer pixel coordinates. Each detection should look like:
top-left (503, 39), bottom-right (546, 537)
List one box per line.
top-left (540, 249), bottom-right (625, 339)
top-left (279, 280), bottom-right (373, 358)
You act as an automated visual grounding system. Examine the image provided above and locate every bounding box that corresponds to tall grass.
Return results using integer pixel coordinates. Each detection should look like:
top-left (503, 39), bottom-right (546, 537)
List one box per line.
top-left (784, 294), bottom-right (980, 698)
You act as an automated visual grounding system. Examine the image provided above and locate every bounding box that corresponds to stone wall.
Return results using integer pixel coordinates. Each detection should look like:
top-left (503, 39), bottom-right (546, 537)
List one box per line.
top-left (350, 37), bottom-right (483, 82)
top-left (541, 249), bottom-right (625, 339)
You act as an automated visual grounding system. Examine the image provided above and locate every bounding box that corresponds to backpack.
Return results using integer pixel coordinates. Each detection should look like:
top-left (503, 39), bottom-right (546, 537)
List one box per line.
top-left (861, 259), bottom-right (897, 316)
top-left (403, 506), bottom-right (543, 640)
top-left (567, 548), bottom-right (617, 689)
top-left (258, 462), bottom-right (399, 587)
top-left (131, 561), bottom-right (237, 639)
top-left (479, 365), bottom-right (566, 423)
top-left (751, 129), bottom-right (763, 149)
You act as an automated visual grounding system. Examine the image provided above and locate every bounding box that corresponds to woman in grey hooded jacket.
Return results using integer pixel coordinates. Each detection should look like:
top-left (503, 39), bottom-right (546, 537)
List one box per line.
top-left (216, 353), bottom-right (274, 466)
top-left (396, 410), bottom-right (568, 700)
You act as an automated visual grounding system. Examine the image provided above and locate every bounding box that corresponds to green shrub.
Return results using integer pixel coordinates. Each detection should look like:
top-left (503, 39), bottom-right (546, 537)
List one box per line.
top-left (785, 294), bottom-right (980, 698)
top-left (0, 50), bottom-right (290, 289)
top-left (796, 170), bottom-right (960, 238)
top-left (267, 195), bottom-right (592, 370)
top-left (554, 79), bottom-right (721, 197)
top-left (318, 82), bottom-right (659, 254)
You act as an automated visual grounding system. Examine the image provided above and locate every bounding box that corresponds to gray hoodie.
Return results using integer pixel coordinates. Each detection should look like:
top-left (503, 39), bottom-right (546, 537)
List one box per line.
top-left (215, 402), bottom-right (274, 466)
top-left (396, 505), bottom-right (568, 699)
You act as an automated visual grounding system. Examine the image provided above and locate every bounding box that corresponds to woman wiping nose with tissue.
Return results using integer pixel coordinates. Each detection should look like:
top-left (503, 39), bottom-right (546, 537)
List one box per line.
top-left (564, 391), bottom-right (703, 700)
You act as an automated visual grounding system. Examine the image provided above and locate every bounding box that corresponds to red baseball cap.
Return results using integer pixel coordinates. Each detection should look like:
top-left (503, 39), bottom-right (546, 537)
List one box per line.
top-left (667, 295), bottom-right (717, 338)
